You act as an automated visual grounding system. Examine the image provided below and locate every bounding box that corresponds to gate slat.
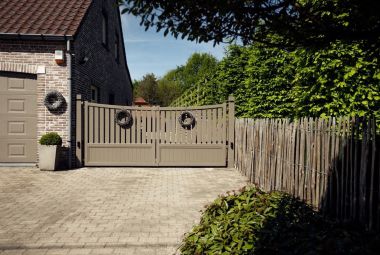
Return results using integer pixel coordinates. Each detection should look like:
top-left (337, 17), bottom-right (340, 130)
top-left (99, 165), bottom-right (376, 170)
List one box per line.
top-left (167, 110), bottom-right (172, 143)
top-left (217, 107), bottom-right (223, 144)
top-left (146, 109), bottom-right (151, 144)
top-left (94, 106), bottom-right (99, 143)
top-left (125, 109), bottom-right (131, 143)
top-left (198, 110), bottom-right (203, 144)
top-left (173, 110), bottom-right (178, 144)
top-left (115, 108), bottom-right (121, 143)
top-left (110, 108), bottom-right (116, 143)
top-left (105, 108), bottom-right (109, 143)
top-left (99, 107), bottom-right (105, 143)
top-left (212, 108), bottom-right (217, 144)
top-left (161, 110), bottom-right (166, 144)
top-left (84, 101), bottom-right (89, 144)
top-left (136, 109), bottom-right (141, 143)
top-left (222, 103), bottom-right (227, 144)
top-left (89, 106), bottom-right (94, 143)
top-left (179, 110), bottom-right (184, 144)
top-left (207, 109), bottom-right (213, 144)
top-left (141, 110), bottom-right (147, 144)
top-left (202, 110), bottom-right (207, 144)
top-left (131, 109), bottom-right (136, 143)
top-left (171, 110), bottom-right (176, 144)
top-left (189, 110), bottom-right (195, 144)
top-left (120, 110), bottom-right (126, 143)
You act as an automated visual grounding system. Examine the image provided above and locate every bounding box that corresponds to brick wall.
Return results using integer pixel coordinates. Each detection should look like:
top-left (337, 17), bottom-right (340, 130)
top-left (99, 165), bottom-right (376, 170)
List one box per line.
top-left (0, 40), bottom-right (70, 151)
top-left (71, 0), bottom-right (133, 167)
top-left (0, 0), bottom-right (133, 168)
top-left (72, 0), bottom-right (132, 104)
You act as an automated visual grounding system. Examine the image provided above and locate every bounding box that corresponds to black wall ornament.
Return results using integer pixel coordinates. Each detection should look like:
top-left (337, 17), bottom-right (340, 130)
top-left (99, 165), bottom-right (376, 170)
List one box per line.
top-left (178, 111), bottom-right (196, 129)
top-left (115, 109), bottom-right (133, 128)
top-left (44, 90), bottom-right (65, 112)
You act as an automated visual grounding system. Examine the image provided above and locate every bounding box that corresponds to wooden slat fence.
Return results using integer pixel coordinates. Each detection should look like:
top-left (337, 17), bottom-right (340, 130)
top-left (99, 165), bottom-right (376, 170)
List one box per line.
top-left (235, 117), bottom-right (379, 230)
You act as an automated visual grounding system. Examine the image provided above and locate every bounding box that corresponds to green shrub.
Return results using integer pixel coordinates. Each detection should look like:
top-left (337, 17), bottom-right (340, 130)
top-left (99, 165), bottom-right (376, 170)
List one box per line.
top-left (180, 186), bottom-right (379, 255)
top-left (39, 132), bottom-right (62, 146)
top-left (172, 42), bottom-right (380, 122)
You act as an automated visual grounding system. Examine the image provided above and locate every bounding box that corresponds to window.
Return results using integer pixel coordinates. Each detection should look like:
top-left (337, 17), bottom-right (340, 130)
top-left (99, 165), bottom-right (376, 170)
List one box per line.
top-left (90, 86), bottom-right (99, 102)
top-left (102, 11), bottom-right (108, 47)
top-left (114, 33), bottom-right (119, 63)
top-left (108, 93), bottom-right (115, 105)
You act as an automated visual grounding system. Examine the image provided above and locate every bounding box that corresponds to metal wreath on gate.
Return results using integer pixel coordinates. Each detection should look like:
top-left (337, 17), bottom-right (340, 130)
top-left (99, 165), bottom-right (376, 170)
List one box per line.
top-left (115, 109), bottom-right (133, 128)
top-left (44, 90), bottom-right (65, 111)
top-left (178, 111), bottom-right (196, 129)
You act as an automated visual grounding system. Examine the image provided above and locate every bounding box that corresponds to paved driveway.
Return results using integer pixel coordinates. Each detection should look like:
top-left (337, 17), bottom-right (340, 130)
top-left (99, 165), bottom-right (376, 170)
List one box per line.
top-left (0, 167), bottom-right (248, 255)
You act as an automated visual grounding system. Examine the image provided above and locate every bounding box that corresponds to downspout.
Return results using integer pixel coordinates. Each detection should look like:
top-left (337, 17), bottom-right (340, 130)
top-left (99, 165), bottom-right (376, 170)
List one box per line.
top-left (67, 39), bottom-right (73, 169)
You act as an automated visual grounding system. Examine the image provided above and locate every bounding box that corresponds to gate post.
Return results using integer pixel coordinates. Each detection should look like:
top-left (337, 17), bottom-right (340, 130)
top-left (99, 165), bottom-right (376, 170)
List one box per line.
top-left (75, 94), bottom-right (83, 167)
top-left (227, 95), bottom-right (235, 168)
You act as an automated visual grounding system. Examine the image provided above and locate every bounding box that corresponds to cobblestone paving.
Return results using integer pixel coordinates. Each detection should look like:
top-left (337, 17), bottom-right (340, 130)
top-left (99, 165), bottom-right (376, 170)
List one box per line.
top-left (0, 167), bottom-right (248, 255)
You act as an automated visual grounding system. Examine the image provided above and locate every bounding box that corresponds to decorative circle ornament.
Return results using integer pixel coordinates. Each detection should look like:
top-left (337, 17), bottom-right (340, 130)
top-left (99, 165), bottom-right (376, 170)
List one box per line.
top-left (115, 110), bottom-right (133, 128)
top-left (44, 90), bottom-right (65, 111)
top-left (178, 111), bottom-right (195, 129)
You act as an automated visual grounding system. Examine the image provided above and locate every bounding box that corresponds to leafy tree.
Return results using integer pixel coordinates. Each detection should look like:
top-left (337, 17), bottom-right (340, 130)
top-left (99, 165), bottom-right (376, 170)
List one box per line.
top-left (132, 79), bottom-right (140, 93)
top-left (157, 78), bottom-right (182, 106)
top-left (121, 0), bottom-right (380, 47)
top-left (163, 52), bottom-right (219, 91)
top-left (134, 73), bottom-right (159, 105)
top-left (162, 67), bottom-right (186, 89)
top-left (181, 52), bottom-right (219, 88)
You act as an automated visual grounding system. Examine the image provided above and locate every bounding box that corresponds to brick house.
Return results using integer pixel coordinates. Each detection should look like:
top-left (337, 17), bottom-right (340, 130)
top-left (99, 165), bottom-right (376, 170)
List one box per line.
top-left (0, 0), bottom-right (133, 167)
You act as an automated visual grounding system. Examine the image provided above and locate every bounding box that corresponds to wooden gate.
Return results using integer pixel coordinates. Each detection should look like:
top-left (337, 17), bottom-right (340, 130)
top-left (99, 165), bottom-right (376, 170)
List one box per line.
top-left (76, 95), bottom-right (235, 167)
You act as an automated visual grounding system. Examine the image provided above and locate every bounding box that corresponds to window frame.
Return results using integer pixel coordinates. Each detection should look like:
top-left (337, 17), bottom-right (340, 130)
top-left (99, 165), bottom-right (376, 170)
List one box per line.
top-left (90, 85), bottom-right (99, 103)
top-left (101, 10), bottom-right (109, 49)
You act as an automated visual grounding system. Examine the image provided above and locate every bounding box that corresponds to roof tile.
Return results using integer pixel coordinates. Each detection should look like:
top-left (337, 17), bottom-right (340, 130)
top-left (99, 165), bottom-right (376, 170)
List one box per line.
top-left (0, 0), bottom-right (92, 36)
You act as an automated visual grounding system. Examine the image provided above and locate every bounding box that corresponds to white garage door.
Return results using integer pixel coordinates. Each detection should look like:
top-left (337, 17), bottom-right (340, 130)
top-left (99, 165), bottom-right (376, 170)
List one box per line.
top-left (0, 72), bottom-right (37, 163)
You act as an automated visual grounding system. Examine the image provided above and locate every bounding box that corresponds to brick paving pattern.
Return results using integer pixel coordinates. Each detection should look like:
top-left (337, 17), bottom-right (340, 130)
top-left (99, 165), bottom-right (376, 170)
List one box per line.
top-left (0, 168), bottom-right (248, 255)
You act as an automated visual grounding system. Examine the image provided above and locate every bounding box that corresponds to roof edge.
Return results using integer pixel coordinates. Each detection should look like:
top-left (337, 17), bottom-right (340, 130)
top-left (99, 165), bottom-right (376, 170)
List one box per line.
top-left (71, 0), bottom-right (95, 40)
top-left (0, 33), bottom-right (74, 41)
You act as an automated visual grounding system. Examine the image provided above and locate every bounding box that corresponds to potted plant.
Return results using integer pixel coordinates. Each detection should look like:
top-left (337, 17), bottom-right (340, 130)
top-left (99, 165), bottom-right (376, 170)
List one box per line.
top-left (38, 132), bottom-right (62, 171)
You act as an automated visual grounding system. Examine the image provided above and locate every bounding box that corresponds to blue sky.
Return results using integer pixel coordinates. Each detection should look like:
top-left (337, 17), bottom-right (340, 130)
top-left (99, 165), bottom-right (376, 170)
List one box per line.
top-left (120, 14), bottom-right (226, 81)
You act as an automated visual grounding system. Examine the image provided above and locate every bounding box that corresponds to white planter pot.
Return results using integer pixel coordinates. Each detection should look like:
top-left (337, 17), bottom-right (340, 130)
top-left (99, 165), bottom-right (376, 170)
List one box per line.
top-left (38, 145), bottom-right (60, 171)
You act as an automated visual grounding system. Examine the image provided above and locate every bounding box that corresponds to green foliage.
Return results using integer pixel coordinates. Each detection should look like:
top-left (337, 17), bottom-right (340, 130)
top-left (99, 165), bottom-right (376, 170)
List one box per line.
top-left (172, 42), bottom-right (380, 120)
top-left (157, 78), bottom-right (182, 106)
top-left (180, 187), bottom-right (379, 255)
top-left (134, 73), bottom-right (159, 105)
top-left (134, 53), bottom-right (219, 106)
top-left (39, 132), bottom-right (62, 146)
top-left (181, 53), bottom-right (219, 89)
top-left (121, 0), bottom-right (380, 47)
top-left (163, 52), bottom-right (219, 91)
top-left (132, 79), bottom-right (140, 93)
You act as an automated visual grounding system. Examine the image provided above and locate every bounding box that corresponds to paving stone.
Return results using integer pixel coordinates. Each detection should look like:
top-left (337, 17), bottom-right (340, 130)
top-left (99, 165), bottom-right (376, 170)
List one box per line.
top-left (0, 167), bottom-right (248, 254)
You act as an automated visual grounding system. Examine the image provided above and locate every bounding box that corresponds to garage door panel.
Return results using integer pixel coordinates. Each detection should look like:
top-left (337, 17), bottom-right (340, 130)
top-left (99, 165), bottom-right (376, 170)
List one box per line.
top-left (0, 117), bottom-right (37, 139)
top-left (0, 95), bottom-right (37, 115)
top-left (0, 74), bottom-right (37, 93)
top-left (0, 73), bottom-right (37, 163)
top-left (0, 139), bottom-right (37, 163)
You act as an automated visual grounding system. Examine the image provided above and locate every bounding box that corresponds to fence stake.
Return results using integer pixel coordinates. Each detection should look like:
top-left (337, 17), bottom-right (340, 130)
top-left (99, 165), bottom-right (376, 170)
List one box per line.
top-left (234, 116), bottom-right (378, 231)
top-left (227, 95), bottom-right (235, 168)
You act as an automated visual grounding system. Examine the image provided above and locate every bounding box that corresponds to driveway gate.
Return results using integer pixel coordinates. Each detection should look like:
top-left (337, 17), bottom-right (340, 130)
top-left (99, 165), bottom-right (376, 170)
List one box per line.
top-left (76, 95), bottom-right (235, 167)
